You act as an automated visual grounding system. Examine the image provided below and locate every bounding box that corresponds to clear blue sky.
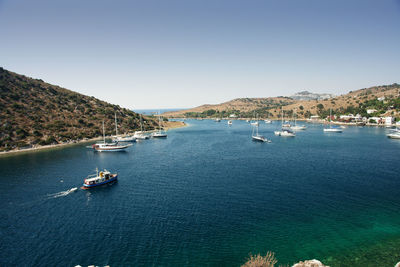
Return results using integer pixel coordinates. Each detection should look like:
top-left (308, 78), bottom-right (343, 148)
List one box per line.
top-left (1, 0), bottom-right (399, 109)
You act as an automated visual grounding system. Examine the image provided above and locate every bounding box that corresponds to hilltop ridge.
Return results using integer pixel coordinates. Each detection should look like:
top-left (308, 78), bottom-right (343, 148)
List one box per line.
top-left (164, 84), bottom-right (400, 120)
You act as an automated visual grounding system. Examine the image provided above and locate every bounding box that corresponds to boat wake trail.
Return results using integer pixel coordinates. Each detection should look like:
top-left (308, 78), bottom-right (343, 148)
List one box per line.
top-left (47, 187), bottom-right (78, 199)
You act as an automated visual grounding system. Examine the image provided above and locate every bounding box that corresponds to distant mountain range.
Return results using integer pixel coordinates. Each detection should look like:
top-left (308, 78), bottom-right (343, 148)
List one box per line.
top-left (0, 67), bottom-right (158, 151)
top-left (289, 91), bottom-right (335, 101)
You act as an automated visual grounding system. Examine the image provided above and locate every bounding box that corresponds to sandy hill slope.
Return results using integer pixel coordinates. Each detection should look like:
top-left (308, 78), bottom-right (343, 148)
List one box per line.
top-left (164, 84), bottom-right (400, 119)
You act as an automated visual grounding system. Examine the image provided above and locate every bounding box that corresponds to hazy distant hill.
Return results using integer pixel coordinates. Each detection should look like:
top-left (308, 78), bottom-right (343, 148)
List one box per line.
top-left (164, 85), bottom-right (400, 119)
top-left (0, 67), bottom-right (158, 151)
top-left (289, 91), bottom-right (334, 101)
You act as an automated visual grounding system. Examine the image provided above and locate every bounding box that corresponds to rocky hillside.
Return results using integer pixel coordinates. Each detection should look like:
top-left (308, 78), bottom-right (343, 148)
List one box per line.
top-left (289, 91), bottom-right (334, 101)
top-left (0, 67), bottom-right (158, 151)
top-left (164, 84), bottom-right (400, 120)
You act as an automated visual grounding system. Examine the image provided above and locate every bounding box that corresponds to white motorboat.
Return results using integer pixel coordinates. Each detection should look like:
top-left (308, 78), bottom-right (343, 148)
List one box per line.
top-left (387, 129), bottom-right (400, 139)
top-left (228, 120), bottom-right (233, 125)
top-left (134, 115), bottom-right (150, 139)
top-left (274, 128), bottom-right (296, 137)
top-left (264, 119), bottom-right (272, 124)
top-left (215, 118), bottom-right (221, 122)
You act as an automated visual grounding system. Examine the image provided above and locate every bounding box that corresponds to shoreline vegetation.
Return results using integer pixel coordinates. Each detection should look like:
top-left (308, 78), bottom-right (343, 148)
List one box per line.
top-left (0, 120), bottom-right (186, 157)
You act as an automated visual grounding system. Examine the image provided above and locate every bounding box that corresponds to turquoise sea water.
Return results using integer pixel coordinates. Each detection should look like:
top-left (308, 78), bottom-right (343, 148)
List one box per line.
top-left (1, 120), bottom-right (400, 266)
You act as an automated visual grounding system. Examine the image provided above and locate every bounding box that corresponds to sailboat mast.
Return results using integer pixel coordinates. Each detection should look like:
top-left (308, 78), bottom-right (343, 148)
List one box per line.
top-left (140, 114), bottom-right (143, 132)
top-left (115, 112), bottom-right (118, 136)
top-left (102, 120), bottom-right (105, 143)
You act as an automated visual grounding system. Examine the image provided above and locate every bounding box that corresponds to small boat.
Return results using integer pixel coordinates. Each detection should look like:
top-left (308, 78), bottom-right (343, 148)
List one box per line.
top-left (250, 121), bottom-right (259, 126)
top-left (246, 119), bottom-right (250, 123)
top-left (264, 119), bottom-right (272, 124)
top-left (134, 115), bottom-right (150, 139)
top-left (81, 169), bottom-right (118, 189)
top-left (324, 109), bottom-right (342, 133)
top-left (93, 121), bottom-right (132, 151)
top-left (215, 118), bottom-right (221, 122)
top-left (228, 120), bottom-right (233, 125)
top-left (275, 108), bottom-right (295, 137)
top-left (274, 128), bottom-right (296, 137)
top-left (252, 125), bottom-right (271, 143)
top-left (291, 109), bottom-right (306, 130)
top-left (113, 135), bottom-right (136, 142)
top-left (387, 129), bottom-right (400, 139)
top-left (152, 112), bottom-right (167, 138)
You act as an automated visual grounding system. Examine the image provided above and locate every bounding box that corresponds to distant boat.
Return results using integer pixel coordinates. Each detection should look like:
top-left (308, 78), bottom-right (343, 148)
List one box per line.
top-left (81, 168), bottom-right (118, 189)
top-left (264, 119), bottom-right (272, 124)
top-left (215, 118), bottom-right (221, 122)
top-left (250, 111), bottom-right (259, 126)
top-left (134, 115), bottom-right (150, 140)
top-left (113, 113), bottom-right (136, 142)
top-left (324, 109), bottom-right (342, 133)
top-left (252, 124), bottom-right (271, 143)
top-left (228, 120), bottom-right (233, 125)
top-left (153, 112), bottom-right (167, 138)
top-left (291, 109), bottom-right (306, 131)
top-left (275, 108), bottom-right (295, 137)
top-left (92, 121), bottom-right (132, 151)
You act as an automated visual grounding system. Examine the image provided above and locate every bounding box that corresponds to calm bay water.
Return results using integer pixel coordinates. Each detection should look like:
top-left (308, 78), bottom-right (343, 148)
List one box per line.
top-left (1, 120), bottom-right (400, 266)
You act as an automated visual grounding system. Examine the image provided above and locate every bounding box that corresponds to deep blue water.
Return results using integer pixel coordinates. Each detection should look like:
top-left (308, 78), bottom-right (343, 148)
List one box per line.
top-left (1, 120), bottom-right (400, 266)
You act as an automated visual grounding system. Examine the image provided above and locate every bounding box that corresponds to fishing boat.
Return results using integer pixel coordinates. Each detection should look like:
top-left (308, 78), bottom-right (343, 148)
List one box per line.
top-left (252, 125), bottom-right (271, 143)
top-left (152, 112), bottom-right (167, 138)
top-left (274, 108), bottom-right (296, 137)
top-left (81, 168), bottom-right (118, 189)
top-left (92, 121), bottom-right (132, 151)
top-left (323, 109), bottom-right (342, 133)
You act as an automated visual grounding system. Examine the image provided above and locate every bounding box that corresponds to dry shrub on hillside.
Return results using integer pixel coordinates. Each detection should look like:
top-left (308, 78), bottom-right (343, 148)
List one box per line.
top-left (242, 252), bottom-right (278, 267)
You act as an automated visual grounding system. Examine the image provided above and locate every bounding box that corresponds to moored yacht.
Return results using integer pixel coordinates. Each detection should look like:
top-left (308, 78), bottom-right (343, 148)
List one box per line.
top-left (92, 121), bottom-right (132, 152)
top-left (323, 109), bottom-right (342, 133)
top-left (228, 120), bottom-right (233, 125)
top-left (275, 108), bottom-right (296, 137)
top-left (252, 125), bottom-right (271, 143)
top-left (152, 112), bottom-right (167, 138)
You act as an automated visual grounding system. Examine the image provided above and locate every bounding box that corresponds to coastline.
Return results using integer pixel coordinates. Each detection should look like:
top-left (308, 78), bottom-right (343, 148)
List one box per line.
top-left (0, 121), bottom-right (187, 157)
top-left (0, 137), bottom-right (102, 158)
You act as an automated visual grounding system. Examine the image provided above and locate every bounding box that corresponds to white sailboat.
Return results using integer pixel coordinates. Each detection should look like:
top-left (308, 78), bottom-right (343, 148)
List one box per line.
top-left (323, 109), bottom-right (342, 133)
top-left (274, 108), bottom-right (295, 137)
top-left (291, 109), bottom-right (306, 131)
top-left (92, 120), bottom-right (132, 151)
top-left (113, 113), bottom-right (136, 142)
top-left (252, 124), bottom-right (271, 143)
top-left (134, 114), bottom-right (150, 140)
top-left (250, 111), bottom-right (259, 126)
top-left (152, 112), bottom-right (167, 138)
